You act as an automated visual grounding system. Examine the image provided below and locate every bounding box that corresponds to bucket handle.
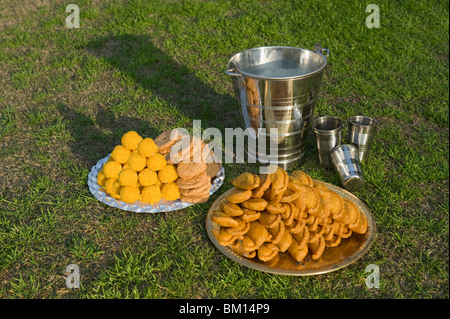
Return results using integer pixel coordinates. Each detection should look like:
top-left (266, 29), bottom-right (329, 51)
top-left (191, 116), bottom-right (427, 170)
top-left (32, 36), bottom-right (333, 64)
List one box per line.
top-left (313, 43), bottom-right (330, 58)
top-left (226, 68), bottom-right (242, 78)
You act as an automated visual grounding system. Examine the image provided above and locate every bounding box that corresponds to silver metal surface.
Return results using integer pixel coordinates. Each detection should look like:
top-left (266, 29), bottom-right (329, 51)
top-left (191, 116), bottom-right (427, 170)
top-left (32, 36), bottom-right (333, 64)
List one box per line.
top-left (330, 144), bottom-right (365, 191)
top-left (226, 46), bottom-right (328, 167)
top-left (313, 116), bottom-right (344, 167)
top-left (347, 116), bottom-right (379, 162)
top-left (88, 155), bottom-right (225, 213)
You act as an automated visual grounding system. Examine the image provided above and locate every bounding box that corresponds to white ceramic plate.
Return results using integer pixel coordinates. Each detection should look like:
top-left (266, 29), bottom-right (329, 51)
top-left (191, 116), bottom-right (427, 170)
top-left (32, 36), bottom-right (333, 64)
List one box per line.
top-left (88, 154), bottom-right (225, 213)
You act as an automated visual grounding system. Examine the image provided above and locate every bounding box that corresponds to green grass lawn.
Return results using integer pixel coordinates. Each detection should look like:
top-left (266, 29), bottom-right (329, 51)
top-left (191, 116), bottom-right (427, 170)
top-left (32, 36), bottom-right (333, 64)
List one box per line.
top-left (0, 0), bottom-right (448, 299)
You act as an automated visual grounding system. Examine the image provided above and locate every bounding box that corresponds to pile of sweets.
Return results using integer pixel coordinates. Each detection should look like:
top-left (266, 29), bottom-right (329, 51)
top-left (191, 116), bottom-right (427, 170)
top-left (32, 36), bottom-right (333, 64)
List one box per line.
top-left (97, 130), bottom-right (221, 205)
top-left (211, 167), bottom-right (367, 265)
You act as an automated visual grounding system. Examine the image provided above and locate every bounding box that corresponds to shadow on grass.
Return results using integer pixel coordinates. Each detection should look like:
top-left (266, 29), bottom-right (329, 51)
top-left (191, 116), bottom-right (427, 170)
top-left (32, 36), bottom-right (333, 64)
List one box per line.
top-left (57, 103), bottom-right (160, 165)
top-left (86, 34), bottom-right (238, 129)
top-left (58, 34), bottom-right (239, 166)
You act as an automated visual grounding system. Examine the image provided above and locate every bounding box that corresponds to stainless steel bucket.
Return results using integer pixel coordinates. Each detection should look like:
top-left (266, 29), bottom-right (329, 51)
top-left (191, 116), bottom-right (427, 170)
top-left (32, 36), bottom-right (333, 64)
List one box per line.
top-left (226, 45), bottom-right (329, 168)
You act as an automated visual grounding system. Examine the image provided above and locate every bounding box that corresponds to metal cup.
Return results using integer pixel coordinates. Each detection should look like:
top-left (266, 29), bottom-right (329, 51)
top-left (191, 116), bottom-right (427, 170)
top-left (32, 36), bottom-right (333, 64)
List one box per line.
top-left (347, 116), bottom-right (379, 162)
top-left (312, 116), bottom-right (344, 167)
top-left (330, 144), bottom-right (365, 191)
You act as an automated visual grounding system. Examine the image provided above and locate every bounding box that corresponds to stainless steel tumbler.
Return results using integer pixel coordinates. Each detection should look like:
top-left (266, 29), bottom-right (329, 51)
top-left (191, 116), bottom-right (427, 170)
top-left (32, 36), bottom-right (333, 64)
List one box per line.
top-left (329, 144), bottom-right (365, 191)
top-left (312, 116), bottom-right (344, 167)
top-left (347, 116), bottom-right (378, 162)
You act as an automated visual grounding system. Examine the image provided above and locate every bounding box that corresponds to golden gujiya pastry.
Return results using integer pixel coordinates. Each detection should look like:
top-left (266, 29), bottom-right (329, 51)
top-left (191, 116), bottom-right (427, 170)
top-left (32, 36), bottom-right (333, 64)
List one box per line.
top-left (280, 189), bottom-right (300, 203)
top-left (287, 238), bottom-right (309, 262)
top-left (231, 172), bottom-right (260, 190)
top-left (242, 235), bottom-right (259, 252)
top-left (268, 220), bottom-right (285, 245)
top-left (291, 170), bottom-right (313, 186)
top-left (292, 225), bottom-right (309, 250)
top-left (225, 188), bottom-right (253, 204)
top-left (288, 218), bottom-right (306, 234)
top-left (227, 218), bottom-right (251, 236)
top-left (240, 198), bottom-right (268, 211)
top-left (230, 240), bottom-right (256, 259)
top-left (246, 221), bottom-right (272, 247)
top-left (348, 210), bottom-right (368, 234)
top-left (217, 228), bottom-right (237, 246)
top-left (266, 202), bottom-right (288, 214)
top-left (337, 199), bottom-right (359, 225)
top-left (325, 234), bottom-right (342, 248)
top-left (276, 229), bottom-right (293, 253)
top-left (257, 243), bottom-right (279, 262)
top-left (259, 212), bottom-right (281, 229)
top-left (211, 210), bottom-right (240, 228)
top-left (252, 174), bottom-right (271, 198)
top-left (221, 201), bottom-right (244, 216)
top-left (293, 185), bottom-right (319, 212)
top-left (212, 168), bottom-right (368, 264)
top-left (241, 209), bottom-right (261, 222)
top-left (309, 235), bottom-right (326, 260)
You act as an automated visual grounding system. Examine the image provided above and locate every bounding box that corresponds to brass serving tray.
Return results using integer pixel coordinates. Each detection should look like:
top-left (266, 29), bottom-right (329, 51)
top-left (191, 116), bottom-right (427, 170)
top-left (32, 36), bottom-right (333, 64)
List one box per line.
top-left (206, 182), bottom-right (376, 276)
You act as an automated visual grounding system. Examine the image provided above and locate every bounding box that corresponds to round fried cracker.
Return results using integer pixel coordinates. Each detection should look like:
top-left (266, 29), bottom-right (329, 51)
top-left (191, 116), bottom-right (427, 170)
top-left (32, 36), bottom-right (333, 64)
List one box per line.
top-left (179, 181), bottom-right (211, 196)
top-left (180, 193), bottom-right (210, 204)
top-left (176, 171), bottom-right (210, 189)
top-left (177, 161), bottom-right (207, 179)
top-left (155, 129), bottom-right (182, 154)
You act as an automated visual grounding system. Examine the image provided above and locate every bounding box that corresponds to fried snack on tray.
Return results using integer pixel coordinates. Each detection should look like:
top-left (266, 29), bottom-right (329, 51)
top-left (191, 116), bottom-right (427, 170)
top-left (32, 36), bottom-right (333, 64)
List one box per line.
top-left (212, 168), bottom-right (368, 264)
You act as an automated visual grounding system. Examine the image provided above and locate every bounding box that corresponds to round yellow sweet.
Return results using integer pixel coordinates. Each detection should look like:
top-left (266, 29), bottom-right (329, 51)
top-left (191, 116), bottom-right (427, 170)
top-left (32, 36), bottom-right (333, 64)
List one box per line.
top-left (104, 178), bottom-right (114, 193)
top-left (120, 186), bottom-right (141, 203)
top-left (105, 178), bottom-right (121, 199)
top-left (147, 153), bottom-right (167, 171)
top-left (111, 145), bottom-right (131, 164)
top-left (118, 168), bottom-right (138, 186)
top-left (97, 170), bottom-right (107, 187)
top-left (112, 179), bottom-right (122, 199)
top-left (137, 138), bottom-right (158, 157)
top-left (157, 164), bottom-right (178, 183)
top-left (161, 182), bottom-right (181, 201)
top-left (121, 131), bottom-right (143, 151)
top-left (122, 162), bottom-right (131, 169)
top-left (138, 168), bottom-right (159, 186)
top-left (141, 185), bottom-right (162, 205)
top-left (103, 160), bottom-right (123, 179)
top-left (127, 153), bottom-right (147, 172)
